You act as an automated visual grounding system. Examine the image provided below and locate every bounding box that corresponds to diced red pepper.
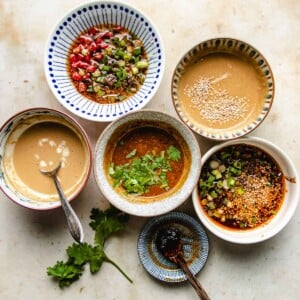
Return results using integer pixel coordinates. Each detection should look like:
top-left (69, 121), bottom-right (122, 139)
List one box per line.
top-left (78, 82), bottom-right (87, 92)
top-left (95, 37), bottom-right (103, 44)
top-left (114, 26), bottom-right (122, 32)
top-left (72, 61), bottom-right (89, 69)
top-left (104, 31), bottom-right (113, 38)
top-left (89, 42), bottom-right (98, 52)
top-left (77, 53), bottom-right (85, 60)
top-left (72, 71), bottom-right (82, 81)
top-left (69, 53), bottom-right (78, 63)
top-left (93, 53), bottom-right (103, 61)
top-left (72, 44), bottom-right (83, 54)
top-left (86, 64), bottom-right (97, 73)
top-left (83, 54), bottom-right (92, 62)
top-left (89, 27), bottom-right (99, 35)
top-left (100, 42), bottom-right (109, 49)
top-left (79, 35), bottom-right (93, 45)
top-left (82, 73), bottom-right (90, 80)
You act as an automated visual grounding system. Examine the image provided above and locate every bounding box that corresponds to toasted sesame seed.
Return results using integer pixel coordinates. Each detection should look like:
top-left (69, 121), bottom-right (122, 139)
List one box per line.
top-left (184, 76), bottom-right (250, 125)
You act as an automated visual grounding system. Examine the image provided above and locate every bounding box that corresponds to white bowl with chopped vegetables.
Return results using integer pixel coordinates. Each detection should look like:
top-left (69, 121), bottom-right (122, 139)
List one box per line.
top-left (192, 137), bottom-right (299, 244)
top-left (44, 1), bottom-right (165, 122)
top-left (94, 110), bottom-right (201, 216)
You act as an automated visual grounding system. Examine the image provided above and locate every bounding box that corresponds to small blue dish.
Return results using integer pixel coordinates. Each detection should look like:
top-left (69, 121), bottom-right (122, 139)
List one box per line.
top-left (137, 211), bottom-right (209, 283)
top-left (44, 1), bottom-right (165, 122)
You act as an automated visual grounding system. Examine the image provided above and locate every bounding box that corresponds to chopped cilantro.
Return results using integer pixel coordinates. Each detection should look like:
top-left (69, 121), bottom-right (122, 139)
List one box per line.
top-left (46, 207), bottom-right (132, 288)
top-left (125, 148), bottom-right (137, 159)
top-left (109, 146), bottom-right (181, 195)
top-left (167, 145), bottom-right (181, 162)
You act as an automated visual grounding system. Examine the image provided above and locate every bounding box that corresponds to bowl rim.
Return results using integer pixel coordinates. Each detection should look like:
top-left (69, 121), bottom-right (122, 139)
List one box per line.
top-left (0, 107), bottom-right (93, 210)
top-left (44, 0), bottom-right (165, 122)
top-left (93, 109), bottom-right (201, 216)
top-left (171, 37), bottom-right (275, 141)
top-left (192, 136), bottom-right (300, 244)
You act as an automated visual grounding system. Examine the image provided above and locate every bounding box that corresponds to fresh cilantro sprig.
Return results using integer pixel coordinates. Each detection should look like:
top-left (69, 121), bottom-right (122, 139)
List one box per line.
top-left (109, 145), bottom-right (182, 195)
top-left (47, 207), bottom-right (132, 288)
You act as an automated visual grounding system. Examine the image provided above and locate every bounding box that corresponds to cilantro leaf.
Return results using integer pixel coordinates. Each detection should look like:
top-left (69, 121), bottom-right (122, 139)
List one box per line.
top-left (47, 261), bottom-right (83, 288)
top-left (167, 145), bottom-right (181, 162)
top-left (109, 148), bottom-right (179, 195)
top-left (89, 207), bottom-right (128, 246)
top-left (47, 207), bottom-right (132, 288)
top-left (126, 148), bottom-right (137, 158)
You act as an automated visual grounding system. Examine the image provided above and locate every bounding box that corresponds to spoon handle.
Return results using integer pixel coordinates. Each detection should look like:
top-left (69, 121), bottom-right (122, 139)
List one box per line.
top-left (176, 255), bottom-right (210, 300)
top-left (53, 175), bottom-right (84, 243)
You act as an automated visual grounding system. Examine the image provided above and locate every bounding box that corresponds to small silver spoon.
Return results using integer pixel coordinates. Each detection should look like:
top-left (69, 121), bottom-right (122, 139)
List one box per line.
top-left (40, 162), bottom-right (84, 243)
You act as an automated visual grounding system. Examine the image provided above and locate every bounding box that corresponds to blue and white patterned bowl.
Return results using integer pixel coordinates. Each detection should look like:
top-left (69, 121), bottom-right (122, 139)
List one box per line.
top-left (0, 108), bottom-right (92, 210)
top-left (44, 1), bottom-right (165, 122)
top-left (137, 211), bottom-right (209, 283)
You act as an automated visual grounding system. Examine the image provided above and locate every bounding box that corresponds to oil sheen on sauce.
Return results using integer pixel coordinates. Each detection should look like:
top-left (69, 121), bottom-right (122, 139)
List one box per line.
top-left (177, 52), bottom-right (268, 131)
top-left (4, 120), bottom-right (88, 202)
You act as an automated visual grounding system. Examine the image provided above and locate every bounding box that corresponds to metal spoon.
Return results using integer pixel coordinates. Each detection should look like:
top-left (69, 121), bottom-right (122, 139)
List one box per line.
top-left (156, 227), bottom-right (210, 300)
top-left (40, 162), bottom-right (84, 243)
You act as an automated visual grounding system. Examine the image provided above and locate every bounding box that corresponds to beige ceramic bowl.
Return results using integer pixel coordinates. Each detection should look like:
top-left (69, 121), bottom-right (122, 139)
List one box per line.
top-left (192, 137), bottom-right (299, 244)
top-left (172, 37), bottom-right (274, 140)
top-left (0, 108), bottom-right (92, 210)
top-left (94, 110), bottom-right (201, 216)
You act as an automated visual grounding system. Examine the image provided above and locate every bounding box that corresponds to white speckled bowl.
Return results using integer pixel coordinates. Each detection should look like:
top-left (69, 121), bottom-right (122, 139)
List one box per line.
top-left (44, 1), bottom-right (165, 122)
top-left (94, 110), bottom-right (201, 216)
top-left (192, 137), bottom-right (299, 244)
top-left (172, 38), bottom-right (274, 140)
top-left (0, 108), bottom-right (92, 210)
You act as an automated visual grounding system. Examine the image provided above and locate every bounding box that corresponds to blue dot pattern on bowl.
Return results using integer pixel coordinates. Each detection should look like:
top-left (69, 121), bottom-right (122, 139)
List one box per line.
top-left (45, 2), bottom-right (164, 121)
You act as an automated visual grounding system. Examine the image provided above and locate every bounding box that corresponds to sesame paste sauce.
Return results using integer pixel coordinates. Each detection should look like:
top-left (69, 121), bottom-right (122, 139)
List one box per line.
top-left (3, 116), bottom-right (89, 202)
top-left (177, 52), bottom-right (268, 132)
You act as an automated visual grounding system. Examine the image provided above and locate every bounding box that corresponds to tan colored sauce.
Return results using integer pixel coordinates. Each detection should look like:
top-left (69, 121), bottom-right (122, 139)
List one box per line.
top-left (177, 53), bottom-right (267, 131)
top-left (3, 118), bottom-right (89, 202)
top-left (13, 122), bottom-right (86, 194)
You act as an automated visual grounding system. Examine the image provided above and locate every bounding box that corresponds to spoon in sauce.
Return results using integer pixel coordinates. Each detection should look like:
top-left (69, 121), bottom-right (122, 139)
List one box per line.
top-left (156, 227), bottom-right (210, 300)
top-left (40, 162), bottom-right (84, 243)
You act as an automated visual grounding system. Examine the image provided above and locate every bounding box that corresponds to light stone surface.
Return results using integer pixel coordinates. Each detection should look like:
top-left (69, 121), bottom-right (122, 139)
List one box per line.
top-left (0, 1), bottom-right (300, 299)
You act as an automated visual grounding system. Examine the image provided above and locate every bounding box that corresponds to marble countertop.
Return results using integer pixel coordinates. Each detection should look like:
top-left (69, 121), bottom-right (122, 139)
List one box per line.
top-left (1, 1), bottom-right (300, 299)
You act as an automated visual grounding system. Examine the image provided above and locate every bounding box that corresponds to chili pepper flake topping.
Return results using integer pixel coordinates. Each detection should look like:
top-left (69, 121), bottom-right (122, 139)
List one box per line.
top-left (198, 144), bottom-right (285, 229)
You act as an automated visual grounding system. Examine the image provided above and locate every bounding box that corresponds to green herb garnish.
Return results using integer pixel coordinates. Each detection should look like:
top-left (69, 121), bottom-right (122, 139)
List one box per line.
top-left (167, 145), bottom-right (181, 162)
top-left (109, 145), bottom-right (181, 195)
top-left (46, 207), bottom-right (132, 288)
